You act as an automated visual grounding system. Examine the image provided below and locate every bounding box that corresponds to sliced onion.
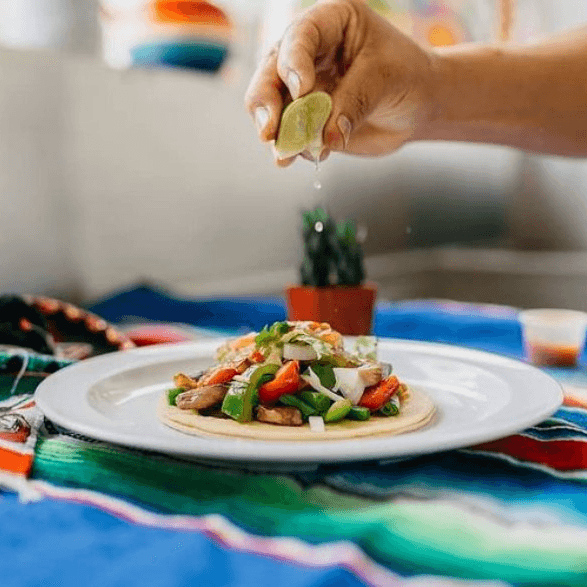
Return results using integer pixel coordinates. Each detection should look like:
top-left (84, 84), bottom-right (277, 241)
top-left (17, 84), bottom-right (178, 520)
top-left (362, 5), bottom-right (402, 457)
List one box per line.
top-left (381, 362), bottom-right (393, 379)
top-left (333, 368), bottom-right (365, 405)
top-left (308, 416), bottom-right (325, 433)
top-left (283, 343), bottom-right (318, 361)
top-left (302, 368), bottom-right (344, 402)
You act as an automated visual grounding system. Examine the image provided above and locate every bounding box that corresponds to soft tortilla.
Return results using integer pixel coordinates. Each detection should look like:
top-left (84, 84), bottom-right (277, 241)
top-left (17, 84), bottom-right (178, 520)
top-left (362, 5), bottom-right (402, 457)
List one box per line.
top-left (157, 385), bottom-right (435, 441)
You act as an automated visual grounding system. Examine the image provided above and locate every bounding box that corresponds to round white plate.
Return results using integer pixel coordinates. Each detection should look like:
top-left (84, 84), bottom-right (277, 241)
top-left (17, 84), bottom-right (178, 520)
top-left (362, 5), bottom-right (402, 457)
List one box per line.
top-left (34, 339), bottom-right (563, 465)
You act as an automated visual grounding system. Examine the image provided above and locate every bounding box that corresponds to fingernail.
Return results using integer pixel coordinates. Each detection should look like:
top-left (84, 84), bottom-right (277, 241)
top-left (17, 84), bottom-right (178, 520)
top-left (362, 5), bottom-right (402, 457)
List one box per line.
top-left (288, 70), bottom-right (301, 99)
top-left (255, 107), bottom-right (269, 133)
top-left (270, 140), bottom-right (283, 161)
top-left (337, 115), bottom-right (352, 149)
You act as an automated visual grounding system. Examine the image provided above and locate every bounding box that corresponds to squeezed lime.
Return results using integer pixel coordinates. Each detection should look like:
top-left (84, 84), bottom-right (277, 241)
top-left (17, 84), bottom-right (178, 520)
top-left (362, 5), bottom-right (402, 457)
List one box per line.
top-left (274, 91), bottom-right (332, 160)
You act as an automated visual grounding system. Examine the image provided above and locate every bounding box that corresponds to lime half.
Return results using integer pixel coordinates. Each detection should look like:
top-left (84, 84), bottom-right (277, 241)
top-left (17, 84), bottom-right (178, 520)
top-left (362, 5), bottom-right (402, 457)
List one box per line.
top-left (274, 91), bottom-right (332, 160)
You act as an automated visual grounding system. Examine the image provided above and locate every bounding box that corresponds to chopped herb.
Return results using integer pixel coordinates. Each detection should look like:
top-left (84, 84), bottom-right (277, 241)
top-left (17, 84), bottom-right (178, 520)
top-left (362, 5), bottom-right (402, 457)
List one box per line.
top-left (255, 321), bottom-right (290, 346)
top-left (167, 387), bottom-right (184, 406)
top-left (354, 336), bottom-right (378, 361)
top-left (308, 363), bottom-right (336, 389)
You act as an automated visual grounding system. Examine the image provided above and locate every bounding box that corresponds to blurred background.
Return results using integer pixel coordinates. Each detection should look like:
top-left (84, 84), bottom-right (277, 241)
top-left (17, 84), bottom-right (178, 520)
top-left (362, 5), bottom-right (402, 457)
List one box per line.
top-left (2, 0), bottom-right (587, 310)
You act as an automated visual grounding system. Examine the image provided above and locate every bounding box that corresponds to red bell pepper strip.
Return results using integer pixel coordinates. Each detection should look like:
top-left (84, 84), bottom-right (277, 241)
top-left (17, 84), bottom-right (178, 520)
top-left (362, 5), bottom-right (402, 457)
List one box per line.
top-left (248, 349), bottom-right (265, 363)
top-left (201, 367), bottom-right (239, 386)
top-left (258, 360), bottom-right (300, 403)
top-left (359, 376), bottom-right (400, 411)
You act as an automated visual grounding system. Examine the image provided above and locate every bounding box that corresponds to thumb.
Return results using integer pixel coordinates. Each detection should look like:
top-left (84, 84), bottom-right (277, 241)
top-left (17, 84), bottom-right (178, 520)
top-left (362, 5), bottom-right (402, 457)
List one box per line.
top-left (323, 57), bottom-right (390, 152)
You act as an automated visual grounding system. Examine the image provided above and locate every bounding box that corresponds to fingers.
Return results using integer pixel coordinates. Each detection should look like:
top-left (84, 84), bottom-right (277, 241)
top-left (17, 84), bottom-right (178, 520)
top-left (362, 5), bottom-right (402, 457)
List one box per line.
top-left (244, 46), bottom-right (285, 142)
top-left (323, 56), bottom-right (390, 152)
top-left (277, 1), bottom-right (351, 99)
top-left (270, 142), bottom-right (297, 167)
top-left (245, 0), bottom-right (355, 163)
top-left (300, 148), bottom-right (331, 162)
top-left (276, 22), bottom-right (319, 100)
top-left (275, 156), bottom-right (297, 168)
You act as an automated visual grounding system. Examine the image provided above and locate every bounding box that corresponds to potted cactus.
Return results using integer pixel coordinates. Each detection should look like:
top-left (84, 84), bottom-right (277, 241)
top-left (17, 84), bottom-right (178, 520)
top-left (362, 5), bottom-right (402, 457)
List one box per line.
top-left (285, 208), bottom-right (377, 335)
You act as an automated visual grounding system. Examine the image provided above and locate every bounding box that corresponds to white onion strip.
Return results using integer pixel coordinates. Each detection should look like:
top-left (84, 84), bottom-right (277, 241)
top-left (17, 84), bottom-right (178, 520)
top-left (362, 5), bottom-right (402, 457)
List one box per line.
top-left (282, 343), bottom-right (318, 361)
top-left (308, 416), bottom-right (325, 433)
top-left (302, 368), bottom-right (344, 402)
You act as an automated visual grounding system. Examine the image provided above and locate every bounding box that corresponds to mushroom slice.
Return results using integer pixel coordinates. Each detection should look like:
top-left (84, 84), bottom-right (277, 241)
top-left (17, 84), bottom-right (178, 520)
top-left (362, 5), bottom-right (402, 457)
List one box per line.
top-left (173, 372), bottom-right (201, 390)
top-left (175, 385), bottom-right (228, 410)
top-left (234, 357), bottom-right (251, 374)
top-left (256, 406), bottom-right (303, 426)
top-left (358, 365), bottom-right (383, 387)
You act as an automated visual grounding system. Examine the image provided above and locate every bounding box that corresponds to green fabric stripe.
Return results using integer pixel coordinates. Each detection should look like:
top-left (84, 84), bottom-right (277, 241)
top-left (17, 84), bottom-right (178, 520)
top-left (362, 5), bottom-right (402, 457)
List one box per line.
top-left (0, 351), bottom-right (73, 372)
top-left (0, 352), bottom-right (74, 400)
top-left (32, 436), bottom-right (587, 586)
top-left (32, 436), bottom-right (365, 513)
top-left (0, 374), bottom-right (44, 399)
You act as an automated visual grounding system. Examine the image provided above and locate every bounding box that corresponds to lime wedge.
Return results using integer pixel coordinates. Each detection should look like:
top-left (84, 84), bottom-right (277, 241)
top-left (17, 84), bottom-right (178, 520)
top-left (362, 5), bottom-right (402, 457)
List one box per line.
top-left (274, 91), bottom-right (332, 160)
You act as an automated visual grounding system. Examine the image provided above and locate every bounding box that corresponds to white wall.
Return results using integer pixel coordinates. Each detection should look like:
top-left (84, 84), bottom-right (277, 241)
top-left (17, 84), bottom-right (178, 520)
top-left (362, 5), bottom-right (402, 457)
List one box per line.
top-left (58, 50), bottom-right (522, 299)
top-left (0, 44), bottom-right (530, 301)
top-left (511, 0), bottom-right (587, 251)
top-left (0, 48), bottom-right (80, 298)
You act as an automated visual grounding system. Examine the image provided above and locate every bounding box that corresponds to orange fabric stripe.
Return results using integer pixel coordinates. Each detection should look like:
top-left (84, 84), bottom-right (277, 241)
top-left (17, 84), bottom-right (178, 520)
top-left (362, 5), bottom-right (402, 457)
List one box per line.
top-left (152, 1), bottom-right (231, 27)
top-left (0, 447), bottom-right (33, 476)
top-left (563, 395), bottom-right (587, 409)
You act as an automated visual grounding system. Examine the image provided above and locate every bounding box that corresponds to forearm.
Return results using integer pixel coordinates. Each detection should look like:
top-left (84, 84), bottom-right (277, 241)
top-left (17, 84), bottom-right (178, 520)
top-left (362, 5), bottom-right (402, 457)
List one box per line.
top-left (423, 26), bottom-right (587, 157)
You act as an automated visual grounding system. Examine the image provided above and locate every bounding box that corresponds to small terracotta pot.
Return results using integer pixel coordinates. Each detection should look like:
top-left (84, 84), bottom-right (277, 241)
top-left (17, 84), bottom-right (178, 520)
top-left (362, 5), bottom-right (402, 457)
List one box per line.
top-left (285, 283), bottom-right (377, 336)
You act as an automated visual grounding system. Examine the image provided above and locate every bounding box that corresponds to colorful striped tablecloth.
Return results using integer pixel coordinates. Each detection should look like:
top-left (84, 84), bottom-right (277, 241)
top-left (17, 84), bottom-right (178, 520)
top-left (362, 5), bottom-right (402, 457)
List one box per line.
top-left (2, 289), bottom-right (587, 587)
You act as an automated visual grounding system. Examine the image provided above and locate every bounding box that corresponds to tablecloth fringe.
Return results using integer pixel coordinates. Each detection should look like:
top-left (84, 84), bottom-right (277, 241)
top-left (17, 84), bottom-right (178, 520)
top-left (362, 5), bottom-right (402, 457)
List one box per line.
top-left (0, 471), bottom-right (43, 502)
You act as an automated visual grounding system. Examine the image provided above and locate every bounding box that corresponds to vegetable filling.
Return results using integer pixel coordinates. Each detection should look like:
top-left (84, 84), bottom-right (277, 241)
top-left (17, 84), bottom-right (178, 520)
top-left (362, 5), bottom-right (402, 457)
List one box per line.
top-left (167, 321), bottom-right (407, 428)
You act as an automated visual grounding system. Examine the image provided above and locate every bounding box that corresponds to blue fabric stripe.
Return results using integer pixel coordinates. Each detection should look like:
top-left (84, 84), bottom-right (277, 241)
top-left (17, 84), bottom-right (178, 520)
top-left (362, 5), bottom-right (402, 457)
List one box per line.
top-left (551, 407), bottom-right (587, 429)
top-left (524, 424), bottom-right (587, 441)
top-left (0, 493), bottom-right (370, 587)
top-left (88, 285), bottom-right (287, 335)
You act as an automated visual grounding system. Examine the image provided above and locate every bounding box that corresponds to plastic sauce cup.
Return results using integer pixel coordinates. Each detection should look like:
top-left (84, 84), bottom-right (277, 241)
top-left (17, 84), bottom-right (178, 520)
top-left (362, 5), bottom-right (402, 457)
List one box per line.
top-left (519, 309), bottom-right (587, 367)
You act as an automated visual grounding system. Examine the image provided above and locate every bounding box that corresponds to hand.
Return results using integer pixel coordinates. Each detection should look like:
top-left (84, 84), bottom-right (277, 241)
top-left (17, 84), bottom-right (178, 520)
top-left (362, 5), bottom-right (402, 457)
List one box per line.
top-left (244, 0), bottom-right (439, 166)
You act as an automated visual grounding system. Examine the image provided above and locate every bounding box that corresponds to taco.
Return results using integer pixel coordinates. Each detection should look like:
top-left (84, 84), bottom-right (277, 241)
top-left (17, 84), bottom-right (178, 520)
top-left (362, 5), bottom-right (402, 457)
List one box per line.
top-left (158, 321), bottom-right (435, 440)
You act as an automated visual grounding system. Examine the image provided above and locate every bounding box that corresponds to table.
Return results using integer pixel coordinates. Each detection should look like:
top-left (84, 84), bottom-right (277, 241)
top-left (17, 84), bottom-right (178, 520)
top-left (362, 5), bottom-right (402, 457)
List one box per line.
top-left (2, 287), bottom-right (587, 587)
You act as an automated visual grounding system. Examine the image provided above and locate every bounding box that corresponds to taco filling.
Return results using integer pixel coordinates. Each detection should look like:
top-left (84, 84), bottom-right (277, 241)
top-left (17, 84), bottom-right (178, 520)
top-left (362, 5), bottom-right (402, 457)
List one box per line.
top-left (159, 321), bottom-right (435, 439)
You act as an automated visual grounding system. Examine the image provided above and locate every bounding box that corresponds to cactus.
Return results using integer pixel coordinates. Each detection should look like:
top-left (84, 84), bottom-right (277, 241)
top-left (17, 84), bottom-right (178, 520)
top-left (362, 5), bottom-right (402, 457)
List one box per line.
top-left (300, 208), bottom-right (365, 287)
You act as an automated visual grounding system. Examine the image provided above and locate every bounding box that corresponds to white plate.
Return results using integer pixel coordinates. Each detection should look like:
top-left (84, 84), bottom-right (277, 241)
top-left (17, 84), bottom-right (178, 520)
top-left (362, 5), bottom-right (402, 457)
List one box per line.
top-left (34, 339), bottom-right (563, 465)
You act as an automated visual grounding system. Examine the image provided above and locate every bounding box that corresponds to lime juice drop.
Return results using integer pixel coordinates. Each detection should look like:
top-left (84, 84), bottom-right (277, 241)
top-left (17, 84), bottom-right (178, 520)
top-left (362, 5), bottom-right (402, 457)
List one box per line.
top-left (313, 157), bottom-right (322, 190)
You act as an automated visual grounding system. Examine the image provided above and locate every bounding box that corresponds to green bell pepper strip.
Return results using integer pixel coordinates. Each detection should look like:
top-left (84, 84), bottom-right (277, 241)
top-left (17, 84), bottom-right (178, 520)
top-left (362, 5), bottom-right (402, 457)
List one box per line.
top-left (324, 398), bottom-right (352, 423)
top-left (167, 387), bottom-right (184, 406)
top-left (221, 363), bottom-right (281, 422)
top-left (300, 391), bottom-right (332, 414)
top-left (278, 394), bottom-right (317, 418)
top-left (347, 406), bottom-right (371, 421)
top-left (379, 396), bottom-right (400, 416)
top-left (317, 354), bottom-right (358, 368)
top-left (221, 380), bottom-right (249, 421)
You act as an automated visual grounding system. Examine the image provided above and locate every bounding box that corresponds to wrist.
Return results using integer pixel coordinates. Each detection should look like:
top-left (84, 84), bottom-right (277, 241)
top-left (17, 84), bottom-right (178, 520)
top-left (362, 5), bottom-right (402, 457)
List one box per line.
top-left (422, 43), bottom-right (507, 142)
